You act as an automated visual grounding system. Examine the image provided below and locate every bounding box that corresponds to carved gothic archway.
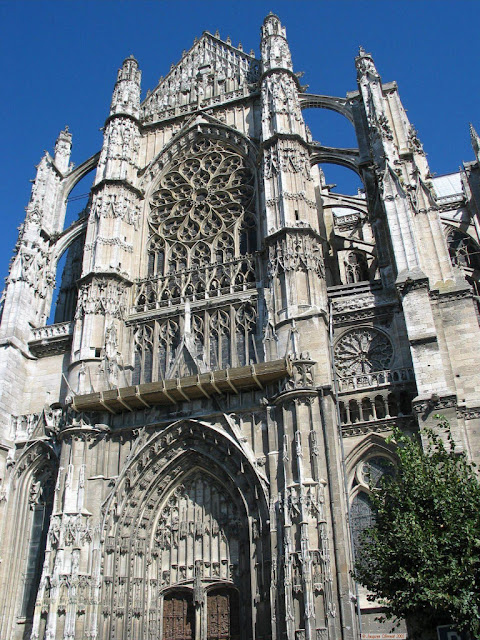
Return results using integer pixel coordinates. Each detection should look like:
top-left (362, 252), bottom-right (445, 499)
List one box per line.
top-left (98, 420), bottom-right (270, 640)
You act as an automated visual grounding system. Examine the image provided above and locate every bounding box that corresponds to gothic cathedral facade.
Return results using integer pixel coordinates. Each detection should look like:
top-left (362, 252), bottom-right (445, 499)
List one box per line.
top-left (1, 13), bottom-right (480, 640)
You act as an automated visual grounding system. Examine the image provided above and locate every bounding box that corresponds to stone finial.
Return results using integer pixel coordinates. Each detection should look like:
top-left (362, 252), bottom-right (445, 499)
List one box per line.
top-left (355, 46), bottom-right (379, 79)
top-left (54, 126), bottom-right (72, 174)
top-left (470, 123), bottom-right (480, 162)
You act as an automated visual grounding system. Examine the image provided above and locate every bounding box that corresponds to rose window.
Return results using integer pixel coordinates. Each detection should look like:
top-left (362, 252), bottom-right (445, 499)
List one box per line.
top-left (334, 328), bottom-right (393, 377)
top-left (149, 138), bottom-right (256, 274)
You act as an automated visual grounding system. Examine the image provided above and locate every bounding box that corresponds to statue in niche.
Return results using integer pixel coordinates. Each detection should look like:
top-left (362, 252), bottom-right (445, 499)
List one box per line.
top-left (104, 322), bottom-right (120, 386)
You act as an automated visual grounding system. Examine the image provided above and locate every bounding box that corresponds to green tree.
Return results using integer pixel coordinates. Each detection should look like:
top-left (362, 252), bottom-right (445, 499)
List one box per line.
top-left (354, 417), bottom-right (480, 636)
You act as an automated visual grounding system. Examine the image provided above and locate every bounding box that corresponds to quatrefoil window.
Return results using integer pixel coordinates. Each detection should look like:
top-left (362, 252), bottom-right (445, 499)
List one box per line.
top-left (334, 328), bottom-right (393, 377)
top-left (149, 138), bottom-right (256, 274)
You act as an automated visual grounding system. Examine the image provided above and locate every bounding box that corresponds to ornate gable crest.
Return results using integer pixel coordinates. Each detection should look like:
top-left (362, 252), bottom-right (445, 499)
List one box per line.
top-left (141, 32), bottom-right (260, 124)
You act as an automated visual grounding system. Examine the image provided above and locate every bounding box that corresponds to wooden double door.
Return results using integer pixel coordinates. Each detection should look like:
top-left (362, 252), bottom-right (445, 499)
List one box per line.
top-left (163, 588), bottom-right (239, 640)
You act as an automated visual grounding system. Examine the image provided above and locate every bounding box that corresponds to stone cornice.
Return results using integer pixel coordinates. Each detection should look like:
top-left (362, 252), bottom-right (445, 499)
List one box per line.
top-left (91, 178), bottom-right (144, 199)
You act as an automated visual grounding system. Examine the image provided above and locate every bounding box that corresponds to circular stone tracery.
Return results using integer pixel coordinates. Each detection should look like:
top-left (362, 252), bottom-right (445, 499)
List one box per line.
top-left (334, 328), bottom-right (393, 377)
top-left (149, 138), bottom-right (255, 248)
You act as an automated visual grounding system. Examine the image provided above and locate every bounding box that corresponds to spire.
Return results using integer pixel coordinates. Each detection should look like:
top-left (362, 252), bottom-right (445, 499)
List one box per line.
top-left (470, 123), bottom-right (480, 163)
top-left (54, 126), bottom-right (72, 174)
top-left (355, 46), bottom-right (380, 80)
top-left (260, 12), bottom-right (293, 72)
top-left (110, 55), bottom-right (141, 119)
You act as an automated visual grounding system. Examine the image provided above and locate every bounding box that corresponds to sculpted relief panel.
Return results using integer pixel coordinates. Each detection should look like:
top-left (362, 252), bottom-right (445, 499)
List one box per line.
top-left (152, 471), bottom-right (243, 588)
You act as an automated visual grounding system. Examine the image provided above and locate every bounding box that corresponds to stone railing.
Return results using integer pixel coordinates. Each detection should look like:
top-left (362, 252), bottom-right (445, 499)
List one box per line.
top-left (132, 256), bottom-right (256, 313)
top-left (31, 321), bottom-right (74, 342)
top-left (29, 321), bottom-right (74, 357)
top-left (337, 367), bottom-right (415, 393)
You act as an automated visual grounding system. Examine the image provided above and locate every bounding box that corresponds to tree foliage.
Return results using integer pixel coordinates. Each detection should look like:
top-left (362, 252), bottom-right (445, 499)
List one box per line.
top-left (353, 418), bottom-right (480, 635)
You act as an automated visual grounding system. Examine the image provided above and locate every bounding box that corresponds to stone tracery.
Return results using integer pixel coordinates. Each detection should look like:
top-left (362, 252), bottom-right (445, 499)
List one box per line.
top-left (148, 137), bottom-right (256, 275)
top-left (334, 328), bottom-right (393, 377)
top-left (132, 137), bottom-right (259, 382)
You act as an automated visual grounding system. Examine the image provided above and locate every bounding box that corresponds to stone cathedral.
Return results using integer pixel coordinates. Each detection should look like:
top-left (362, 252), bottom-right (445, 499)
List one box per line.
top-left (2, 12), bottom-right (480, 640)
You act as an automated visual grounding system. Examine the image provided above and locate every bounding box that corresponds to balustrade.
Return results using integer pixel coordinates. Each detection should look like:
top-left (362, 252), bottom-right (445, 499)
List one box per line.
top-left (30, 321), bottom-right (73, 341)
top-left (133, 256), bottom-right (256, 313)
top-left (337, 367), bottom-right (414, 393)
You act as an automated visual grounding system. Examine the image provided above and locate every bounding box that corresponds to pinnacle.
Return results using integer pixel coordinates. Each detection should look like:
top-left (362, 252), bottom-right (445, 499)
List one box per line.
top-left (264, 11), bottom-right (281, 22)
top-left (123, 54), bottom-right (138, 65)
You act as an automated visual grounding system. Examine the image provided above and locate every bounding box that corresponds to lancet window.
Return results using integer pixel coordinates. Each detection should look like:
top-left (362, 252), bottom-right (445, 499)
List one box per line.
top-left (131, 302), bottom-right (258, 382)
top-left (20, 468), bottom-right (55, 618)
top-left (54, 234), bottom-right (85, 323)
top-left (350, 454), bottom-right (394, 558)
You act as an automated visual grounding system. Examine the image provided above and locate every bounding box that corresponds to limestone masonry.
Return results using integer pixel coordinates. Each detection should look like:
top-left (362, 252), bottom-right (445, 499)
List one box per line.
top-left (1, 13), bottom-right (480, 640)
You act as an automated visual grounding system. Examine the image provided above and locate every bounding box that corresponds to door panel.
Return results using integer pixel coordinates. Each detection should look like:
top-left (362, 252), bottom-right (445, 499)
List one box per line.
top-left (163, 592), bottom-right (194, 640)
top-left (207, 589), bottom-right (239, 640)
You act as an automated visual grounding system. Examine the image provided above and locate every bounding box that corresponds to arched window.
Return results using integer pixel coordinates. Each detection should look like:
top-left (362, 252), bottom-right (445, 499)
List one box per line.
top-left (209, 310), bottom-right (231, 370)
top-left (350, 453), bottom-right (394, 558)
top-left (447, 230), bottom-right (480, 270)
top-left (20, 468), bottom-right (55, 618)
top-left (350, 491), bottom-right (375, 558)
top-left (52, 233), bottom-right (86, 324)
top-left (148, 137), bottom-right (257, 275)
top-left (344, 251), bottom-right (369, 284)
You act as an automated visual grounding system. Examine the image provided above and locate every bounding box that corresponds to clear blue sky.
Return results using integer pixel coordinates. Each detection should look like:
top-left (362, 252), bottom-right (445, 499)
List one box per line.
top-left (2, 0), bottom-right (480, 301)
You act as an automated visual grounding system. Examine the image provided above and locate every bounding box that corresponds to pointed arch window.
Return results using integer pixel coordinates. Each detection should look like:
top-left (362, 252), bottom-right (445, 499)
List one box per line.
top-left (344, 250), bottom-right (369, 284)
top-left (350, 491), bottom-right (375, 558)
top-left (148, 137), bottom-right (257, 276)
top-left (20, 470), bottom-right (55, 618)
top-left (447, 229), bottom-right (480, 270)
top-left (350, 454), bottom-right (394, 559)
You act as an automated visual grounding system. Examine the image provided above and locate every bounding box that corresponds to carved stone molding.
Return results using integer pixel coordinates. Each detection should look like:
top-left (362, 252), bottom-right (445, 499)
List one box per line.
top-left (75, 277), bottom-right (128, 320)
top-left (268, 231), bottom-right (324, 277)
top-left (90, 185), bottom-right (140, 228)
top-left (263, 138), bottom-right (312, 180)
top-left (141, 33), bottom-right (260, 123)
top-left (412, 394), bottom-right (457, 415)
top-left (457, 407), bottom-right (480, 420)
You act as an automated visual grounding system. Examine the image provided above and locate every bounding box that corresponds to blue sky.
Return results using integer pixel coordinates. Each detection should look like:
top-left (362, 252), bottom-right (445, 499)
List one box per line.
top-left (2, 0), bottom-right (480, 305)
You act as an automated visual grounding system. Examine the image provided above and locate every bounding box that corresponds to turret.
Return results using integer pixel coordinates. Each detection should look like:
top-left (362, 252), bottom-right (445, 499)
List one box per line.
top-left (95, 56), bottom-right (141, 185)
top-left (260, 13), bottom-right (293, 72)
top-left (69, 57), bottom-right (142, 394)
top-left (110, 55), bottom-right (141, 119)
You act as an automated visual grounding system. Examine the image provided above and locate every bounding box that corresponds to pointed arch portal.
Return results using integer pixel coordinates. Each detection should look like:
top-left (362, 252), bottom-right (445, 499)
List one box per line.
top-left (100, 421), bottom-right (269, 640)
